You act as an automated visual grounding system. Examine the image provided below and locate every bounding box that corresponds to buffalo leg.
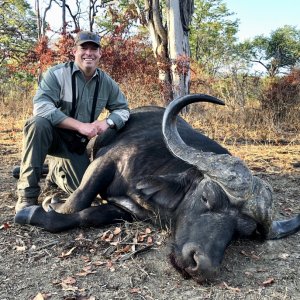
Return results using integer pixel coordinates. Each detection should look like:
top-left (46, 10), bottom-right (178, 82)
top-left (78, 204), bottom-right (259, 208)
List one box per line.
top-left (48, 159), bottom-right (116, 214)
top-left (14, 204), bottom-right (134, 233)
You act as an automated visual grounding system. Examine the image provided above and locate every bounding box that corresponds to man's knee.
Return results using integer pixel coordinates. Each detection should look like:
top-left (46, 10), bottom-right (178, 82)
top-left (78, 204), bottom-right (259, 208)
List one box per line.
top-left (24, 116), bottom-right (53, 136)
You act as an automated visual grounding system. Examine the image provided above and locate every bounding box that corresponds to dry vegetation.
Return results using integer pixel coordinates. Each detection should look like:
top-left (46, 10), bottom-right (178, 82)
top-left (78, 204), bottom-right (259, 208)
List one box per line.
top-left (0, 81), bottom-right (299, 299)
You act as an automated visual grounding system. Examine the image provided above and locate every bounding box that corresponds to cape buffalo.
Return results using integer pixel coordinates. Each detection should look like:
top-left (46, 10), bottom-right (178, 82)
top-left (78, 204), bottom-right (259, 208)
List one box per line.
top-left (15, 94), bottom-right (300, 283)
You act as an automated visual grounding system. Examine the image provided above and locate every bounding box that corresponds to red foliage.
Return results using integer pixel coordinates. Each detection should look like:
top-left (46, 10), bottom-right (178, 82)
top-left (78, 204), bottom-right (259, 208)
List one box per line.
top-left (100, 36), bottom-right (158, 85)
top-left (55, 34), bottom-right (75, 63)
top-left (262, 69), bottom-right (300, 121)
top-left (21, 36), bottom-right (55, 77)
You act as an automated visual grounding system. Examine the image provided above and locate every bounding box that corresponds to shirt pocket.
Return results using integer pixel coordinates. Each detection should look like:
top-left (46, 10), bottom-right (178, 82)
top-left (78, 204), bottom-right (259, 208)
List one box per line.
top-left (94, 97), bottom-right (108, 120)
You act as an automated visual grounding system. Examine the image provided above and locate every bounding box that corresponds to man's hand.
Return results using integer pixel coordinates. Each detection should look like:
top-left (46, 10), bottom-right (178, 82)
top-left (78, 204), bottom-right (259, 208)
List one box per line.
top-left (77, 120), bottom-right (109, 139)
top-left (57, 117), bottom-right (109, 139)
top-left (77, 122), bottom-right (100, 139)
top-left (92, 119), bottom-right (109, 135)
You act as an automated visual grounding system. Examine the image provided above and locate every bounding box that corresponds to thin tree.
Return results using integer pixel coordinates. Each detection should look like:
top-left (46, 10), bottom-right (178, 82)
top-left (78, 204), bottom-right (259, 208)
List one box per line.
top-left (134, 0), bottom-right (194, 103)
top-left (34, 0), bottom-right (53, 38)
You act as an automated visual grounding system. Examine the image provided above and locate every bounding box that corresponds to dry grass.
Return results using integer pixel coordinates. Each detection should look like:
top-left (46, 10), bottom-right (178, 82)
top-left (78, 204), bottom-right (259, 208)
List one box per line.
top-left (0, 90), bottom-right (299, 300)
top-left (1, 89), bottom-right (299, 176)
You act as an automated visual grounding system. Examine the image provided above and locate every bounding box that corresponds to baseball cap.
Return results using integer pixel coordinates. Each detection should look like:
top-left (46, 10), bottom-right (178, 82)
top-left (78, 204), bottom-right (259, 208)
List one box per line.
top-left (75, 31), bottom-right (101, 47)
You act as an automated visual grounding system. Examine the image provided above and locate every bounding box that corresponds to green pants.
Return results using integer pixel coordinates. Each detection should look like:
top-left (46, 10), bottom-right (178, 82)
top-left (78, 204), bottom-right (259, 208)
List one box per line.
top-left (17, 116), bottom-right (90, 198)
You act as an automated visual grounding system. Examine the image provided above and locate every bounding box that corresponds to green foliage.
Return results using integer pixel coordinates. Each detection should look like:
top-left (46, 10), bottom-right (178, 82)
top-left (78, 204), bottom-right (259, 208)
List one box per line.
top-left (189, 0), bottom-right (239, 75)
top-left (0, 0), bottom-right (37, 63)
top-left (241, 26), bottom-right (300, 77)
top-left (0, 0), bottom-right (38, 102)
top-left (95, 1), bottom-right (140, 38)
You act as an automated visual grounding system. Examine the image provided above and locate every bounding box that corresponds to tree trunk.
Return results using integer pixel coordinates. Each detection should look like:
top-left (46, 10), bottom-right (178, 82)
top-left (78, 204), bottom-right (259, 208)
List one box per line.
top-left (35, 0), bottom-right (41, 38)
top-left (141, 0), bottom-right (194, 104)
top-left (62, 0), bottom-right (66, 34)
top-left (167, 0), bottom-right (192, 100)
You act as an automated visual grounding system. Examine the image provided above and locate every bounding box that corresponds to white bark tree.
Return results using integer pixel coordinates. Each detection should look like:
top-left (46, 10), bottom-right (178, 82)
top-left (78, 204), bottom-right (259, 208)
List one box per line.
top-left (135, 0), bottom-right (194, 103)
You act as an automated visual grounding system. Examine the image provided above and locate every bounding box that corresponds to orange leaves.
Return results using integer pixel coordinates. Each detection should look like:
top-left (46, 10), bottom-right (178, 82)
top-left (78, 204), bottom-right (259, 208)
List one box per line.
top-left (58, 246), bottom-right (77, 258)
top-left (0, 222), bottom-right (11, 230)
top-left (32, 292), bottom-right (52, 300)
top-left (76, 265), bottom-right (97, 277)
top-left (97, 224), bottom-right (160, 265)
top-left (262, 277), bottom-right (275, 286)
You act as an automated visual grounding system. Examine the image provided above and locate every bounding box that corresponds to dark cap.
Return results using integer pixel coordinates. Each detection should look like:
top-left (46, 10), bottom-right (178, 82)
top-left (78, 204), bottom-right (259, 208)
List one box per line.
top-left (75, 31), bottom-right (100, 47)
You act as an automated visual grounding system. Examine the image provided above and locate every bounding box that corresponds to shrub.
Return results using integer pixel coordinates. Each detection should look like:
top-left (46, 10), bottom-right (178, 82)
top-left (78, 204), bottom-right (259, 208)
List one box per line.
top-left (260, 69), bottom-right (300, 124)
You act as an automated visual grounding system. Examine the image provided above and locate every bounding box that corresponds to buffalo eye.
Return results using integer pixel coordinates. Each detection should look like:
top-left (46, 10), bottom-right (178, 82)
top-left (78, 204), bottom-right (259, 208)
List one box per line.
top-left (200, 193), bottom-right (212, 209)
top-left (201, 195), bottom-right (208, 204)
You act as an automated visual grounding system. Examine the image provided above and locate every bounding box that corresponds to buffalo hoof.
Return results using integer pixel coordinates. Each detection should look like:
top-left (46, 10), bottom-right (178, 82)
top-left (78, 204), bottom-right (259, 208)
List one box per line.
top-left (42, 195), bottom-right (66, 212)
top-left (14, 205), bottom-right (40, 225)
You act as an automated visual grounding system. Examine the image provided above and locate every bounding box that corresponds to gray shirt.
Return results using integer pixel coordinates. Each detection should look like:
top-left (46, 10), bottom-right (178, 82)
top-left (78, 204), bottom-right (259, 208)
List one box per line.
top-left (33, 62), bottom-right (130, 130)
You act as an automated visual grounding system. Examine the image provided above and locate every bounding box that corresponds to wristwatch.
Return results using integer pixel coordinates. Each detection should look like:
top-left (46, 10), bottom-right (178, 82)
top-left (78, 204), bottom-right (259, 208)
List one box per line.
top-left (106, 118), bottom-right (115, 129)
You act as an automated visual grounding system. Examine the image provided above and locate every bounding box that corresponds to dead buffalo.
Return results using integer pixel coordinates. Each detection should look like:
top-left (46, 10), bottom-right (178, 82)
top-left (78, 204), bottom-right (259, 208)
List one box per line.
top-left (15, 94), bottom-right (300, 283)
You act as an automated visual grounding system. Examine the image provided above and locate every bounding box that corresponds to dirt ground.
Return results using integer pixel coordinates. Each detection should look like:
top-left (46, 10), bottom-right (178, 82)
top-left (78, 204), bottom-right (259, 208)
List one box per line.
top-left (0, 141), bottom-right (299, 300)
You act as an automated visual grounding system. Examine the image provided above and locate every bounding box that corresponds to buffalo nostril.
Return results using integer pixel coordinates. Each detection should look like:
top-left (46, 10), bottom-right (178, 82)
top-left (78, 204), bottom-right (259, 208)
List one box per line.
top-left (182, 243), bottom-right (218, 278)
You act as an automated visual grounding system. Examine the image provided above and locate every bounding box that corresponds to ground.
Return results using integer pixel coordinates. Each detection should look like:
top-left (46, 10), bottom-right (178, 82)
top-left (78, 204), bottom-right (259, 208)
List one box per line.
top-left (0, 141), bottom-right (299, 300)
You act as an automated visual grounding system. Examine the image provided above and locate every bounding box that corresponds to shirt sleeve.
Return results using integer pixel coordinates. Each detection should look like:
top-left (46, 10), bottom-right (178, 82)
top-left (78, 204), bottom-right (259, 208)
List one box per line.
top-left (33, 68), bottom-right (68, 125)
top-left (104, 75), bottom-right (130, 130)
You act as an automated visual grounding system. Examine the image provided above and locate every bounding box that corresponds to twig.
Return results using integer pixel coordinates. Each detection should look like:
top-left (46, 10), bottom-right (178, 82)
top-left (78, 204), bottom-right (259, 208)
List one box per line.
top-left (116, 244), bottom-right (153, 262)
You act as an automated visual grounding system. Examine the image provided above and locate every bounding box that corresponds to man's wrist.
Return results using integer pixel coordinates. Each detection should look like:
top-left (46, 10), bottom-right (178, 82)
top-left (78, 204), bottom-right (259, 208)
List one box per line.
top-left (106, 118), bottom-right (115, 129)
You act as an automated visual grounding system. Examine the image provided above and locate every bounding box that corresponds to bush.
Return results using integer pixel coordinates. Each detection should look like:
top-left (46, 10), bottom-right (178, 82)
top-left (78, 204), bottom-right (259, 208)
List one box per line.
top-left (260, 69), bottom-right (300, 124)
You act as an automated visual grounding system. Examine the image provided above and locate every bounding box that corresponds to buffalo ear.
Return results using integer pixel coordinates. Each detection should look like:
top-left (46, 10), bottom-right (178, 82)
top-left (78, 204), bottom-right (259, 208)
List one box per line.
top-left (133, 173), bottom-right (191, 210)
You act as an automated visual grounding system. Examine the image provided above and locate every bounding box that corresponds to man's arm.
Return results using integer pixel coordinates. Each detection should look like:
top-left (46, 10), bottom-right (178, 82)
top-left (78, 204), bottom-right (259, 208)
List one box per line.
top-left (103, 74), bottom-right (130, 130)
top-left (57, 117), bottom-right (108, 139)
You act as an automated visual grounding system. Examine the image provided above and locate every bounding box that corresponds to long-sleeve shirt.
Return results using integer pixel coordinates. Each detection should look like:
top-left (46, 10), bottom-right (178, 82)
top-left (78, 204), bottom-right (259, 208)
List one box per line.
top-left (33, 62), bottom-right (130, 130)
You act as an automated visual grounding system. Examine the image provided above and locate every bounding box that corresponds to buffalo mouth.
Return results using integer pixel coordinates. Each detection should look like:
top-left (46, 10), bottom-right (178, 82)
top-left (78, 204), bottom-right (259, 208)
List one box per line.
top-left (169, 245), bottom-right (220, 284)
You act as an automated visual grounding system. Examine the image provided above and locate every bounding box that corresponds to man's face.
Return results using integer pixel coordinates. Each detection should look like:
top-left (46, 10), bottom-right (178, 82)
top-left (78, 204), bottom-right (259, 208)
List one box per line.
top-left (73, 42), bottom-right (101, 74)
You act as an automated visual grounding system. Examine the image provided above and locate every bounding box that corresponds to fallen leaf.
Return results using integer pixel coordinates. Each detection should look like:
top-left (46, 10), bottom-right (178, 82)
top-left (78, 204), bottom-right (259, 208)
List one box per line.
top-left (81, 256), bottom-right (91, 263)
top-left (147, 236), bottom-right (153, 244)
top-left (100, 230), bottom-right (111, 241)
top-left (76, 265), bottom-right (97, 276)
top-left (62, 276), bottom-right (76, 285)
top-left (240, 250), bottom-right (260, 260)
top-left (59, 246), bottom-right (77, 258)
top-left (137, 234), bottom-right (146, 242)
top-left (279, 253), bottom-right (289, 259)
top-left (75, 233), bottom-right (85, 240)
top-left (32, 292), bottom-right (51, 300)
top-left (61, 283), bottom-right (78, 292)
top-left (93, 260), bottom-right (106, 266)
top-left (262, 278), bottom-right (275, 286)
top-left (15, 245), bottom-right (26, 252)
top-left (106, 261), bottom-right (113, 268)
top-left (113, 227), bottom-right (121, 235)
top-left (105, 233), bottom-right (114, 242)
top-left (221, 282), bottom-right (241, 293)
top-left (130, 288), bottom-right (140, 294)
top-left (0, 222), bottom-right (10, 230)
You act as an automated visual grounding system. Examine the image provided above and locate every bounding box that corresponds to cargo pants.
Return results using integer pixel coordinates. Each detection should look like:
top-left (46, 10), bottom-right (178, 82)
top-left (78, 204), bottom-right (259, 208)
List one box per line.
top-left (17, 116), bottom-right (90, 199)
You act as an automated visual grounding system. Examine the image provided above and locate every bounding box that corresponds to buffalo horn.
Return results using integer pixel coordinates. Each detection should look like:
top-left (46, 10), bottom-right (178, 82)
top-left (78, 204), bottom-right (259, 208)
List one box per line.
top-left (162, 94), bottom-right (277, 236)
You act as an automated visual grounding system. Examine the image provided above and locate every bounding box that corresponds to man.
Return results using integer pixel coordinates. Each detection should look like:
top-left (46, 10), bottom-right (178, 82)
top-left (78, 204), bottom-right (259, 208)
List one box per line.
top-left (15, 31), bottom-right (130, 212)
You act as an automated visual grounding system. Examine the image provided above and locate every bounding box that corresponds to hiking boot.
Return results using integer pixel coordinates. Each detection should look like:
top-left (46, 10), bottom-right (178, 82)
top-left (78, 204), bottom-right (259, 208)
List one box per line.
top-left (15, 196), bottom-right (38, 213)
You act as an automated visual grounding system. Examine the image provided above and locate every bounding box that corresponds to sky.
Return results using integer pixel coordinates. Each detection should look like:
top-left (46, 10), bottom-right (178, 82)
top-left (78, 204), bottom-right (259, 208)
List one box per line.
top-left (28, 0), bottom-right (300, 41)
top-left (224, 0), bottom-right (300, 41)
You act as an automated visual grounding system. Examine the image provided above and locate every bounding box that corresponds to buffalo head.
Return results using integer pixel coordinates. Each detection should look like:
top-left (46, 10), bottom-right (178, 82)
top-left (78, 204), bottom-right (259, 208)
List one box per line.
top-left (160, 94), bottom-right (300, 282)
